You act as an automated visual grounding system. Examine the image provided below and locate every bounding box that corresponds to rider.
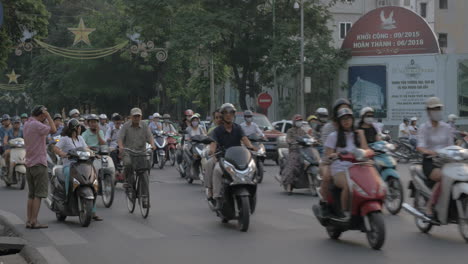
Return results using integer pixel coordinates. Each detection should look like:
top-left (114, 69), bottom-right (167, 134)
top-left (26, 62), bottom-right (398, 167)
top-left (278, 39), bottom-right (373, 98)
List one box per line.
top-left (324, 108), bottom-right (369, 219)
top-left (53, 119), bottom-right (103, 221)
top-left (315, 107), bottom-right (329, 135)
top-left (307, 115), bottom-right (320, 137)
top-left (99, 114), bottom-right (109, 135)
top-left (240, 110), bottom-right (265, 138)
top-left (357, 107), bottom-right (381, 144)
top-left (180, 109), bottom-right (194, 131)
top-left (409, 117), bottom-right (418, 147)
top-left (416, 97), bottom-right (453, 221)
top-left (207, 103), bottom-right (257, 208)
top-left (118, 108), bottom-right (156, 202)
top-left (0, 115), bottom-right (12, 155)
top-left (280, 114), bottom-right (309, 194)
top-left (207, 109), bottom-right (222, 135)
top-left (398, 118), bottom-right (410, 139)
top-left (3, 117), bottom-right (23, 178)
top-left (161, 114), bottom-right (176, 134)
top-left (185, 114), bottom-right (206, 140)
top-left (20, 113), bottom-right (28, 128)
top-left (149, 113), bottom-right (163, 134)
top-left (82, 114), bottom-right (106, 150)
top-left (106, 114), bottom-right (123, 170)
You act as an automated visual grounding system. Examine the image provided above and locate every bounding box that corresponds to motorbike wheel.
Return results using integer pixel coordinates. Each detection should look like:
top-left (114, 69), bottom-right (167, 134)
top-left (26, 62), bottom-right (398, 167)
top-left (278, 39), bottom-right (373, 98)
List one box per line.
top-left (17, 173), bottom-right (26, 190)
top-left (169, 149), bottom-right (176, 166)
top-left (414, 191), bottom-right (433, 233)
top-left (457, 195), bottom-right (468, 243)
top-left (366, 212), bottom-right (386, 250)
top-left (56, 213), bottom-right (67, 222)
top-left (101, 174), bottom-right (115, 208)
top-left (78, 197), bottom-right (93, 227)
top-left (307, 173), bottom-right (319, 197)
top-left (256, 161), bottom-right (264, 184)
top-left (158, 154), bottom-right (165, 169)
top-left (238, 196), bottom-right (251, 232)
top-left (326, 226), bottom-right (342, 240)
top-left (138, 172), bottom-right (150, 219)
top-left (384, 177), bottom-right (404, 215)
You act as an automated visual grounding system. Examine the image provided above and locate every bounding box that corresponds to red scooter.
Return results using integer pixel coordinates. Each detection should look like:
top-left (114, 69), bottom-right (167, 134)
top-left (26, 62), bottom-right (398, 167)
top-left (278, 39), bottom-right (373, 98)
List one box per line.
top-left (313, 149), bottom-right (386, 250)
top-left (166, 132), bottom-right (178, 166)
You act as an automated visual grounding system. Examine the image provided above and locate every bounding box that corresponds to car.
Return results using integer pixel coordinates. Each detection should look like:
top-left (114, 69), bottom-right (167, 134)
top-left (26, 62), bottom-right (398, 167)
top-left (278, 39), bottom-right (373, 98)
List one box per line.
top-left (235, 112), bottom-right (284, 162)
top-left (272, 120), bottom-right (311, 134)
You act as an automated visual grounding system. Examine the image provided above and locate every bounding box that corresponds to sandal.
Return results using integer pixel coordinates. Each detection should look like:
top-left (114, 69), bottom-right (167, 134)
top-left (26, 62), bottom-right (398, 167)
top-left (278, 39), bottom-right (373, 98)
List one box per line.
top-left (31, 223), bottom-right (48, 229)
top-left (25, 222), bottom-right (32, 229)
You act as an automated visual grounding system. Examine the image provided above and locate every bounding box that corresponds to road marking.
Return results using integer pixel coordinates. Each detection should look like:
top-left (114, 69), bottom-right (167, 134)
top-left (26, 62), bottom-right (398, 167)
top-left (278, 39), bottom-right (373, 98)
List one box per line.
top-left (37, 246), bottom-right (71, 264)
top-left (110, 218), bottom-right (166, 239)
top-left (42, 228), bottom-right (87, 246)
top-left (0, 209), bottom-right (24, 225)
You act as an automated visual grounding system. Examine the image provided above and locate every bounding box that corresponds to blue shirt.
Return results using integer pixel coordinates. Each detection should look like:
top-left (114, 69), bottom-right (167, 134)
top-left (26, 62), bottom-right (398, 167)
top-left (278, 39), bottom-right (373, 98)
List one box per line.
top-left (6, 129), bottom-right (23, 140)
top-left (0, 126), bottom-right (12, 141)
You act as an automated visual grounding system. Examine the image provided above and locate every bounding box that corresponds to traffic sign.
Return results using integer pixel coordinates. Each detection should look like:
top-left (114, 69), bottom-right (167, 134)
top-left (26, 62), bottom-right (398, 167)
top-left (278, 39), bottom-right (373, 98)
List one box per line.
top-left (257, 93), bottom-right (273, 109)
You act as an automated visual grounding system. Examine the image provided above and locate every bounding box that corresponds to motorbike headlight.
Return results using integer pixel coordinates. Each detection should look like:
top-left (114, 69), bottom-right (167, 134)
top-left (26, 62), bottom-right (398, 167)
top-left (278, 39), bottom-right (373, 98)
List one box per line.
top-left (223, 160), bottom-right (256, 181)
top-left (76, 151), bottom-right (91, 160)
top-left (73, 178), bottom-right (81, 190)
top-left (256, 146), bottom-right (266, 156)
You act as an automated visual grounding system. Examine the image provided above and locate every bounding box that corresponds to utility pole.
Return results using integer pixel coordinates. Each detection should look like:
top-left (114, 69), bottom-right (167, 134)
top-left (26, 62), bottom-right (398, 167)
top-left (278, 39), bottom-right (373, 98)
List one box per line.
top-left (299, 0), bottom-right (305, 117)
top-left (210, 53), bottom-right (215, 115)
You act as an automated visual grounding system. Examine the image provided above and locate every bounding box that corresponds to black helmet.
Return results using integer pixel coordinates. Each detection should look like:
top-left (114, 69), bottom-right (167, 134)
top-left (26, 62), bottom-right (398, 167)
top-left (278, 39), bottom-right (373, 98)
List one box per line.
top-left (87, 114), bottom-right (99, 121)
top-left (32, 105), bottom-right (46, 117)
top-left (112, 114), bottom-right (122, 121)
top-left (403, 117), bottom-right (409, 122)
top-left (68, 118), bottom-right (80, 130)
top-left (332, 98), bottom-right (351, 118)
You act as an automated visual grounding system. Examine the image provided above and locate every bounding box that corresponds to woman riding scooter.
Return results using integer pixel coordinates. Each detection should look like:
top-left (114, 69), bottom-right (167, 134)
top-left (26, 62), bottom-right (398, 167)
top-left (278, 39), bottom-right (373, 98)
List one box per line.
top-left (323, 108), bottom-right (370, 219)
top-left (357, 107), bottom-right (381, 144)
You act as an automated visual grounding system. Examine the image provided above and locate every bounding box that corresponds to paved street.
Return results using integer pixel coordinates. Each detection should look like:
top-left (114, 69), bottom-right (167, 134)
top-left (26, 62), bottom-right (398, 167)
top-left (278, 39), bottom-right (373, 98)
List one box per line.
top-left (0, 161), bottom-right (467, 264)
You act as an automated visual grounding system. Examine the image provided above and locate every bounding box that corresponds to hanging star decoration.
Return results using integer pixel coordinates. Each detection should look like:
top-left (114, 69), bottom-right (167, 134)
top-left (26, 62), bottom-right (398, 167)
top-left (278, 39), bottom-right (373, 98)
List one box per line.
top-left (68, 18), bottom-right (95, 46)
top-left (0, 69), bottom-right (26, 91)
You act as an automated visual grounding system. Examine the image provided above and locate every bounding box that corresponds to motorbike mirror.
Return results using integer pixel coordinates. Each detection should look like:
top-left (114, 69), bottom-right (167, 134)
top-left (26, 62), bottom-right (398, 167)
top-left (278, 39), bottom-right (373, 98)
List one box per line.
top-left (263, 126), bottom-right (268, 131)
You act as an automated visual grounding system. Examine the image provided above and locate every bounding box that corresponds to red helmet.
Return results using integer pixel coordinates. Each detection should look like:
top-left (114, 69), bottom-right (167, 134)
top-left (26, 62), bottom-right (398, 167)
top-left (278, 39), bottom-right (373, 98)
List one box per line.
top-left (184, 109), bottom-right (194, 116)
top-left (292, 114), bottom-right (303, 121)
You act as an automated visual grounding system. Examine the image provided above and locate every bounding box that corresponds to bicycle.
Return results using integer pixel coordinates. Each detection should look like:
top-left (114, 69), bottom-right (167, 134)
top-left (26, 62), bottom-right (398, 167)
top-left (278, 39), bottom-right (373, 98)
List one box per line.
top-left (123, 148), bottom-right (152, 218)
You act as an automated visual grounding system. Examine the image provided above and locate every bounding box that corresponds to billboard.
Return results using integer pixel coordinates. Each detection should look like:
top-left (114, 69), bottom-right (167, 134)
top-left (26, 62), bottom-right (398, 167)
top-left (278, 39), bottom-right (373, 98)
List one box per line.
top-left (348, 65), bottom-right (387, 118)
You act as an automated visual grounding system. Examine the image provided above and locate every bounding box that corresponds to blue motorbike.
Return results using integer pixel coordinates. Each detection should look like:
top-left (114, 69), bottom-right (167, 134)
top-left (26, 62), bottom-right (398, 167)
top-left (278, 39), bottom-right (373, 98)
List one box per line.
top-left (370, 141), bottom-right (404, 215)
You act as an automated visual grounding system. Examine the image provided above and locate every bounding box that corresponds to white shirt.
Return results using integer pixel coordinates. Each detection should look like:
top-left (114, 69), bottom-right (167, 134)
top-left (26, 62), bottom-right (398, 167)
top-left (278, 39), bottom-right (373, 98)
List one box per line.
top-left (56, 136), bottom-right (88, 166)
top-left (105, 126), bottom-right (121, 149)
top-left (398, 123), bottom-right (410, 138)
top-left (240, 122), bottom-right (264, 137)
top-left (185, 126), bottom-right (206, 140)
top-left (417, 121), bottom-right (453, 151)
top-left (408, 125), bottom-right (418, 140)
top-left (324, 131), bottom-right (357, 153)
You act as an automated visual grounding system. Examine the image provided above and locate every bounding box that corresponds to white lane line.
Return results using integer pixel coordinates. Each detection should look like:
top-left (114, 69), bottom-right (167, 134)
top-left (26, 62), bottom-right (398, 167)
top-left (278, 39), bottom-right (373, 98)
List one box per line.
top-left (0, 209), bottom-right (24, 225)
top-left (110, 218), bottom-right (166, 240)
top-left (42, 228), bottom-right (87, 246)
top-left (37, 246), bottom-right (71, 264)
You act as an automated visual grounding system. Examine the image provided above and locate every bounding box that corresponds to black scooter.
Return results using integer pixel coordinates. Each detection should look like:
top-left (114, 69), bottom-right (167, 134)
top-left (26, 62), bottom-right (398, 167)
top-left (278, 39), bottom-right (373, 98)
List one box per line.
top-left (209, 146), bottom-right (257, 232)
top-left (248, 134), bottom-right (267, 183)
top-left (46, 147), bottom-right (98, 227)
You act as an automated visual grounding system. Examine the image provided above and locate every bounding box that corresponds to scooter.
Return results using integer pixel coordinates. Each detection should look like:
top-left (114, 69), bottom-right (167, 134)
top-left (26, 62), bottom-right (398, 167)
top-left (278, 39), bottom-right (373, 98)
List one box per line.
top-left (394, 137), bottom-right (422, 163)
top-left (278, 136), bottom-right (321, 195)
top-left (185, 135), bottom-right (213, 184)
top-left (313, 149), bottom-right (387, 250)
top-left (209, 146), bottom-right (257, 232)
top-left (166, 132), bottom-right (178, 166)
top-left (1, 138), bottom-right (26, 189)
top-left (370, 141), bottom-right (404, 215)
top-left (152, 130), bottom-right (167, 169)
top-left (403, 146), bottom-right (468, 242)
top-left (46, 147), bottom-right (98, 227)
top-left (248, 134), bottom-right (267, 183)
top-left (92, 145), bottom-right (115, 208)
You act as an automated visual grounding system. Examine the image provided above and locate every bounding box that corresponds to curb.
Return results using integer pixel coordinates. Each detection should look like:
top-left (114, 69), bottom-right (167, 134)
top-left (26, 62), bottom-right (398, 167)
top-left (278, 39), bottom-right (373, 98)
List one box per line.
top-left (0, 214), bottom-right (48, 264)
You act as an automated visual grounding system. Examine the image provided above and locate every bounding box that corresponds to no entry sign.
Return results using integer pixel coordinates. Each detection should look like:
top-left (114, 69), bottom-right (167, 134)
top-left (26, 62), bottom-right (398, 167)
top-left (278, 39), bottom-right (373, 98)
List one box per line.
top-left (257, 93), bottom-right (273, 109)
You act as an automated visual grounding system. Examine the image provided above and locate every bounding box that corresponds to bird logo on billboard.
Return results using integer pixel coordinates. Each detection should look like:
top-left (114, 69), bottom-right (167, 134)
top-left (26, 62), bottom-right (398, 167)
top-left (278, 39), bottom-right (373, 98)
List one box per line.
top-left (380, 10), bottom-right (396, 30)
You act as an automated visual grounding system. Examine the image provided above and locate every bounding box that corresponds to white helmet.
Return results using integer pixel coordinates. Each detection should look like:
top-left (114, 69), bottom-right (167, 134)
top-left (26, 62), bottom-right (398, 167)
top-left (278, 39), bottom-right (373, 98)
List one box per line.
top-left (448, 114), bottom-right (458, 121)
top-left (410, 117), bottom-right (418, 121)
top-left (69, 109), bottom-right (80, 117)
top-left (99, 114), bottom-right (108, 120)
top-left (359, 107), bottom-right (374, 118)
top-left (315, 107), bottom-right (329, 116)
top-left (153, 113), bottom-right (161, 119)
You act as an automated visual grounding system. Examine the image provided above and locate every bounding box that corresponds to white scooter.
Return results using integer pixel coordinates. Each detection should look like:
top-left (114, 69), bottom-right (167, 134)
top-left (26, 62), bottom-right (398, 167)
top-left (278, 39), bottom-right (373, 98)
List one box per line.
top-left (403, 146), bottom-right (468, 242)
top-left (1, 138), bottom-right (26, 189)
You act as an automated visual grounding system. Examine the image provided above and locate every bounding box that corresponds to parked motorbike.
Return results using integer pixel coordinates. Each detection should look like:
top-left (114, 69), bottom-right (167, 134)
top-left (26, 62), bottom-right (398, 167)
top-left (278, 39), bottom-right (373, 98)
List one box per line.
top-left (278, 136), bottom-right (321, 195)
top-left (166, 132), bottom-right (178, 166)
top-left (209, 146), bottom-right (257, 232)
top-left (152, 130), bottom-right (167, 169)
top-left (46, 147), bottom-right (98, 227)
top-left (403, 146), bottom-right (468, 242)
top-left (370, 141), bottom-right (404, 215)
top-left (313, 149), bottom-right (386, 250)
top-left (0, 138), bottom-right (26, 189)
top-left (185, 135), bottom-right (213, 184)
top-left (248, 134), bottom-right (267, 183)
top-left (92, 145), bottom-right (115, 208)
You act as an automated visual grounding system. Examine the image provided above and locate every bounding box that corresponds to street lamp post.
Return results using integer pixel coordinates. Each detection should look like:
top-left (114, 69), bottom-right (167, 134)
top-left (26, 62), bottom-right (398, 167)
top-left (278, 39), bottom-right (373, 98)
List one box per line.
top-left (294, 0), bottom-right (305, 117)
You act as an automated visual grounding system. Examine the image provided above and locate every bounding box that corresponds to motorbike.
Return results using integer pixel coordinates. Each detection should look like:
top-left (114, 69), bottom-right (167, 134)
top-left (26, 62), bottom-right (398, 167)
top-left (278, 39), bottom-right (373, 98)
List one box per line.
top-left (0, 138), bottom-right (26, 189)
top-left (403, 146), bottom-right (468, 242)
top-left (185, 135), bottom-right (213, 184)
top-left (248, 134), bottom-right (267, 183)
top-left (209, 146), bottom-right (257, 232)
top-left (313, 149), bottom-right (387, 250)
top-left (278, 136), bottom-right (321, 195)
top-left (152, 130), bottom-right (167, 169)
top-left (394, 137), bottom-right (422, 163)
top-left (166, 132), bottom-right (178, 166)
top-left (370, 141), bottom-right (404, 215)
top-left (92, 145), bottom-right (115, 208)
top-left (45, 147), bottom-right (98, 227)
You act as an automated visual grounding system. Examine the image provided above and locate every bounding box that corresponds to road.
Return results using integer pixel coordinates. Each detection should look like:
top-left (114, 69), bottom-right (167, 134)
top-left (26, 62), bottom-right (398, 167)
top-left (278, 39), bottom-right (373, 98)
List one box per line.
top-left (0, 161), bottom-right (467, 264)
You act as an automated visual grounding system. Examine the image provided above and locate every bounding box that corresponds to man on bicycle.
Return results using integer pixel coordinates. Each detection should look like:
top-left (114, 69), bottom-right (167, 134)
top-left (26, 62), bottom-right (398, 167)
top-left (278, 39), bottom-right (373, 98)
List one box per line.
top-left (118, 108), bottom-right (156, 205)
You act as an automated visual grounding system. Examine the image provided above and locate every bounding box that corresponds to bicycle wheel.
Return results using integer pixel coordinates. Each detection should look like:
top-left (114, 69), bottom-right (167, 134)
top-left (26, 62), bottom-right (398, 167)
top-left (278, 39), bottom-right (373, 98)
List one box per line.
top-left (138, 171), bottom-right (150, 218)
top-left (126, 175), bottom-right (136, 213)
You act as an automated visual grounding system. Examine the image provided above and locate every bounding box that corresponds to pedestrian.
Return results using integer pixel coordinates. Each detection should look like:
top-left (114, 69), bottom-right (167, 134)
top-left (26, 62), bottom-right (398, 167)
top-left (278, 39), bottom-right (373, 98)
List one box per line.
top-left (23, 105), bottom-right (57, 229)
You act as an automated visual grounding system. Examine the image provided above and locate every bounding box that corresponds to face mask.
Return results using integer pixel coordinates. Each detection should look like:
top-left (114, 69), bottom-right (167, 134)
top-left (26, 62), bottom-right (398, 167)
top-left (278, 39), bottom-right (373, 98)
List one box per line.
top-left (364, 117), bottom-right (374, 125)
top-left (245, 117), bottom-right (253, 123)
top-left (192, 121), bottom-right (199, 127)
top-left (429, 110), bottom-right (443, 121)
top-left (295, 121), bottom-right (303, 127)
top-left (310, 122), bottom-right (317, 129)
